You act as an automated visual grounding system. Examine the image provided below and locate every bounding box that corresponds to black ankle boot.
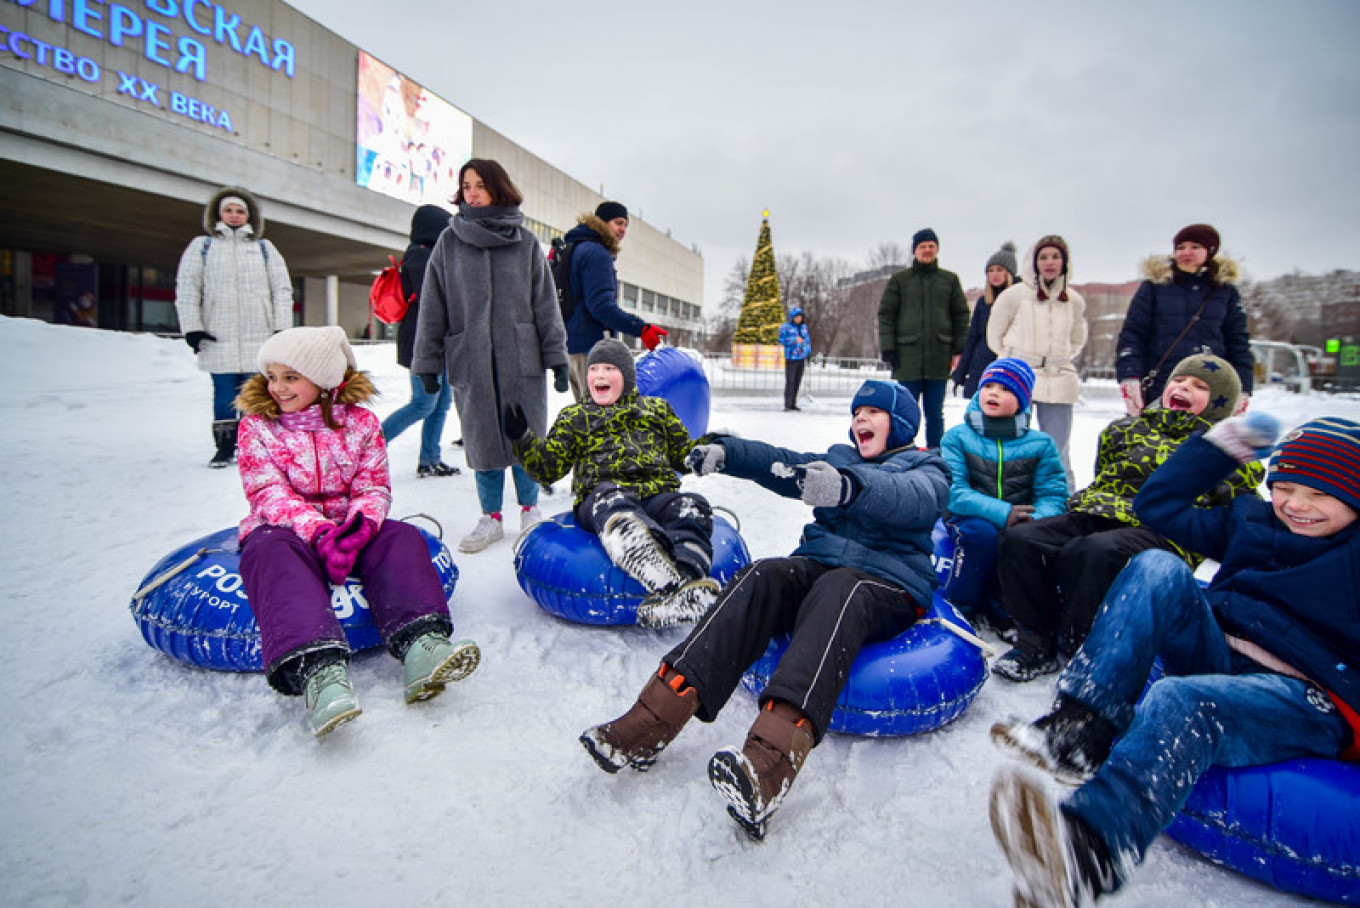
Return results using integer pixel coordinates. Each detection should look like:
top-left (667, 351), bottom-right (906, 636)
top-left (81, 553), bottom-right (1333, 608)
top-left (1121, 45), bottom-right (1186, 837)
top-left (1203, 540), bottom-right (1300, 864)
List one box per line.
top-left (1034, 695), bottom-right (1118, 780)
top-left (210, 419), bottom-right (238, 468)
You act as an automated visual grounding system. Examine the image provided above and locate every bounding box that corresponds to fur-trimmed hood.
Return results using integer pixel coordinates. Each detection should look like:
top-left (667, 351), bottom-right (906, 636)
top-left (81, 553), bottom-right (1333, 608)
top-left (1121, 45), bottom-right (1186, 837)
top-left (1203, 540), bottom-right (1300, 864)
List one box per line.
top-left (1141, 253), bottom-right (1240, 287)
top-left (202, 186), bottom-right (265, 237)
top-left (576, 213), bottom-right (621, 258)
top-left (234, 368), bottom-right (377, 418)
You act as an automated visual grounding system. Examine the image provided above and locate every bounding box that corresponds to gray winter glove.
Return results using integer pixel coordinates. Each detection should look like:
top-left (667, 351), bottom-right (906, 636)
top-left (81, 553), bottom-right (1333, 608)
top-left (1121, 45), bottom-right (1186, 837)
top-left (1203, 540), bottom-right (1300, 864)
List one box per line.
top-left (686, 444), bottom-right (726, 476)
top-left (790, 460), bottom-right (856, 508)
top-left (1203, 412), bottom-right (1282, 464)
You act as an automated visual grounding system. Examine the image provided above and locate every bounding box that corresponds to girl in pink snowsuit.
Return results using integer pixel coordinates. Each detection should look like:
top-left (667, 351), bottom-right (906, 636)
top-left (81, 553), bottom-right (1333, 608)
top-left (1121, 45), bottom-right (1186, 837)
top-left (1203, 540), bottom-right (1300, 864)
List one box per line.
top-left (235, 326), bottom-right (478, 738)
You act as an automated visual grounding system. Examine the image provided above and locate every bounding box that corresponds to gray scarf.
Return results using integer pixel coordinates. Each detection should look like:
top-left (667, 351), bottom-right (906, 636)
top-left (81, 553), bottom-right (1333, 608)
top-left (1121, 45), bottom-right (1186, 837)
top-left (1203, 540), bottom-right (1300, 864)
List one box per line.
top-left (452, 204), bottom-right (524, 248)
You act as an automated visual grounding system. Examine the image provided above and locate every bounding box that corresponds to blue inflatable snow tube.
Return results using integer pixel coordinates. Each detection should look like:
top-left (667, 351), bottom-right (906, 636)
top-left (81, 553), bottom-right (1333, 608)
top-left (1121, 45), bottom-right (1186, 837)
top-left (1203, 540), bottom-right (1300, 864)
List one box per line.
top-left (1165, 759), bottom-right (1360, 903)
top-left (930, 518), bottom-right (954, 584)
top-left (742, 591), bottom-right (988, 737)
top-left (636, 346), bottom-right (710, 439)
top-left (513, 512), bottom-right (750, 625)
top-left (129, 524), bottom-right (458, 672)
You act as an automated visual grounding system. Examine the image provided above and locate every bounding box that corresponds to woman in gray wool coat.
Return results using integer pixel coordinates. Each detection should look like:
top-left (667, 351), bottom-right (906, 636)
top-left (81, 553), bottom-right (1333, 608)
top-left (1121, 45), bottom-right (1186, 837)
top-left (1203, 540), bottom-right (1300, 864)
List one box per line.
top-left (411, 159), bottom-right (569, 555)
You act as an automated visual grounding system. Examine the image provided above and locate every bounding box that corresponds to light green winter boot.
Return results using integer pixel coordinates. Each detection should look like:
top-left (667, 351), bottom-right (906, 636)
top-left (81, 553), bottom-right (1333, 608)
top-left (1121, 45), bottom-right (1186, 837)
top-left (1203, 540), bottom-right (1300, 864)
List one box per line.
top-left (403, 633), bottom-right (481, 704)
top-left (303, 662), bottom-right (362, 738)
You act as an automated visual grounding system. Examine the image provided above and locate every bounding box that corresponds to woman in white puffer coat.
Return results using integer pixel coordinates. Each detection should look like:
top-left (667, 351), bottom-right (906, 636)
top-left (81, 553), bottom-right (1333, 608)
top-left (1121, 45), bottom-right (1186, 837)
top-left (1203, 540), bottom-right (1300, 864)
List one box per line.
top-left (987, 235), bottom-right (1088, 488)
top-left (175, 186), bottom-right (295, 468)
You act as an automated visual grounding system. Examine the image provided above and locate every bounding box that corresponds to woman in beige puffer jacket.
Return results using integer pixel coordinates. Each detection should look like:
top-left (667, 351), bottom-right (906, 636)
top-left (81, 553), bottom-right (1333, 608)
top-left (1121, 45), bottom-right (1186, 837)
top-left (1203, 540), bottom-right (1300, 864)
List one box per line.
top-left (986, 235), bottom-right (1087, 487)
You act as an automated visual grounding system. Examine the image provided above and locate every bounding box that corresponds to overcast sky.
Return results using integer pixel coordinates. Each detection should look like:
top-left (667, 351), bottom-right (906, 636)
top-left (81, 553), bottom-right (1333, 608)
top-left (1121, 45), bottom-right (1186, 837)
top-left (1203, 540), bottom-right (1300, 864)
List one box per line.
top-left (287, 0), bottom-right (1359, 308)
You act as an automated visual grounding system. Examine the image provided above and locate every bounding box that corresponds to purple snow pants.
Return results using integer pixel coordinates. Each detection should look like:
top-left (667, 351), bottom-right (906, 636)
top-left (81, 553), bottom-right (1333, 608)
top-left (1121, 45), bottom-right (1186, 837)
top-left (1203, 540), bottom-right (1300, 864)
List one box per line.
top-left (240, 521), bottom-right (451, 694)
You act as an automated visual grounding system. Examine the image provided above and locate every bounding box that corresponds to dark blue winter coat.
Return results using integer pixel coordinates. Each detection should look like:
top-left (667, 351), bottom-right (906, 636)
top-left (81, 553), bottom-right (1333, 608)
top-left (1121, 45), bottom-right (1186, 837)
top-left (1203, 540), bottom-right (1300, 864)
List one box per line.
top-left (562, 217), bottom-right (646, 355)
top-left (952, 298), bottom-right (998, 397)
top-left (1115, 256), bottom-right (1253, 403)
top-left (939, 396), bottom-right (1068, 529)
top-left (718, 437), bottom-right (949, 610)
top-left (1134, 435), bottom-right (1360, 717)
top-left (395, 205), bottom-right (450, 368)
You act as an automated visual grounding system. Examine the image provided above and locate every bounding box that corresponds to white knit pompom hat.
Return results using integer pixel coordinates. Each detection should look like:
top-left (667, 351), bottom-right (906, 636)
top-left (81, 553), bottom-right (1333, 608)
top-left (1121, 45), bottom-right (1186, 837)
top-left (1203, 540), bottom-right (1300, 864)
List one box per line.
top-left (256, 326), bottom-right (356, 390)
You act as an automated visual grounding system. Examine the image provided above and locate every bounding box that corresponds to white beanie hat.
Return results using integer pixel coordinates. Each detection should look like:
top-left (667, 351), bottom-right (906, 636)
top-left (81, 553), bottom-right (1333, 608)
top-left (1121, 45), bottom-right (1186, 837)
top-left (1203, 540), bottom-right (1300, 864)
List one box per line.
top-left (256, 326), bottom-right (356, 390)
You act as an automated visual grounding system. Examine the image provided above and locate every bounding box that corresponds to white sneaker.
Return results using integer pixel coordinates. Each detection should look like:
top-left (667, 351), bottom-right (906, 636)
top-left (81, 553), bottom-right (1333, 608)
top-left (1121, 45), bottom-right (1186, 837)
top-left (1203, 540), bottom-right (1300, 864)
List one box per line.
top-left (520, 505), bottom-right (543, 533)
top-left (599, 512), bottom-right (684, 592)
top-left (458, 514), bottom-right (504, 553)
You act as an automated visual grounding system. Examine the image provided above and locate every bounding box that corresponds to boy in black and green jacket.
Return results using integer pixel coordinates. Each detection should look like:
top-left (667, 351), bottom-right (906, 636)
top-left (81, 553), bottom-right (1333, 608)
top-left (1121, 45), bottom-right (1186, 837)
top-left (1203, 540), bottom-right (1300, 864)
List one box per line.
top-left (993, 354), bottom-right (1265, 682)
top-left (502, 338), bottom-right (717, 628)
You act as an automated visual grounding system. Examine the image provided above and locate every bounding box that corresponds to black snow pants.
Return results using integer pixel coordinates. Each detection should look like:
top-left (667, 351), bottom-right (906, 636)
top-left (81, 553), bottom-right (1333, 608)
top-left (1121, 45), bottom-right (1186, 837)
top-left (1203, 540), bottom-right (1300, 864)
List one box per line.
top-left (664, 556), bottom-right (920, 743)
top-left (997, 511), bottom-right (1178, 658)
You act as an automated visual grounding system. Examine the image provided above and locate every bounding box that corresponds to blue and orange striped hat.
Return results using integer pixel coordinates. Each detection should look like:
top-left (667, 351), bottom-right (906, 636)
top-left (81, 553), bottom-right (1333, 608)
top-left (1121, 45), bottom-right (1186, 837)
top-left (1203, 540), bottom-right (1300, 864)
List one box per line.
top-left (1268, 417), bottom-right (1360, 512)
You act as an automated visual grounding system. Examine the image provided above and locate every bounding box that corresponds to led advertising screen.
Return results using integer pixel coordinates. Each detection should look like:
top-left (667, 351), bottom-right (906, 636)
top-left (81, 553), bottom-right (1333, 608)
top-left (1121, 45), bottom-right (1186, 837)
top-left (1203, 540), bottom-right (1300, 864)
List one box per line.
top-left (356, 51), bottom-right (473, 205)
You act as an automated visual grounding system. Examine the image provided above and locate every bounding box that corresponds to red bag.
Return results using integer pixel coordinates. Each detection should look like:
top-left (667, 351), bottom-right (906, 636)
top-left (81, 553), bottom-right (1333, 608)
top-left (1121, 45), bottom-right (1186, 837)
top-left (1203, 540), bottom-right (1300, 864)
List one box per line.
top-left (369, 256), bottom-right (410, 325)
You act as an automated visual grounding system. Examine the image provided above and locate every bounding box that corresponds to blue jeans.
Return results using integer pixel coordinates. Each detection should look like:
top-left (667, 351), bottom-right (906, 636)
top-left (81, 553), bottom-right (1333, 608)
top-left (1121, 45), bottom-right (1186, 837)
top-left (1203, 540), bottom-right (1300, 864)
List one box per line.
top-left (474, 465), bottom-right (538, 514)
top-left (941, 515), bottom-right (1001, 610)
top-left (211, 372), bottom-right (252, 421)
top-left (1059, 550), bottom-right (1349, 874)
top-left (901, 378), bottom-right (946, 448)
top-left (381, 372), bottom-right (453, 467)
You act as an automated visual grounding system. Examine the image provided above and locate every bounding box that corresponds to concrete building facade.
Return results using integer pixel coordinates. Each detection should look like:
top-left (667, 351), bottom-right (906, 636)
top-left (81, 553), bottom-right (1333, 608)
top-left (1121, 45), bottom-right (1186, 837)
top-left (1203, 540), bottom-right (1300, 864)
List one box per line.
top-left (0, 0), bottom-right (703, 344)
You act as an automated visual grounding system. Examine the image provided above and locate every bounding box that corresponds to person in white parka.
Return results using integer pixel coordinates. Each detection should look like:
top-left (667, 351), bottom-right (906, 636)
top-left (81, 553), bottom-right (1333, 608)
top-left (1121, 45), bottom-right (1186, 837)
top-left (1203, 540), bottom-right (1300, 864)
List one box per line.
top-left (986, 235), bottom-right (1088, 488)
top-left (175, 186), bottom-right (295, 468)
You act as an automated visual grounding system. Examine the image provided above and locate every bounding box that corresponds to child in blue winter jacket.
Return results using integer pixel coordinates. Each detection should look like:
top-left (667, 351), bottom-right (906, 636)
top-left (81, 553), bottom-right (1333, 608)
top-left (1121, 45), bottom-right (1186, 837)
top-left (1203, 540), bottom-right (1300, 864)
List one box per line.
top-left (579, 380), bottom-right (949, 840)
top-left (989, 415), bottom-right (1360, 906)
top-left (938, 357), bottom-right (1067, 638)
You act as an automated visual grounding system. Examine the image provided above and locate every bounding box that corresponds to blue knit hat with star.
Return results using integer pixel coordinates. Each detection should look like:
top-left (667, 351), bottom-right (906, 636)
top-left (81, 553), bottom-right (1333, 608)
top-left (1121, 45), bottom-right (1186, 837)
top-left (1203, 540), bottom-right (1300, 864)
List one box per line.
top-left (850, 380), bottom-right (920, 450)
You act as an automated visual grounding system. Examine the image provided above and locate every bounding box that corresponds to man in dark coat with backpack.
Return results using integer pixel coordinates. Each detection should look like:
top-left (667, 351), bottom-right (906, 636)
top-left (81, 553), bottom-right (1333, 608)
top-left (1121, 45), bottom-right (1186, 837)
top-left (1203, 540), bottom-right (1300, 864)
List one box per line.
top-left (559, 201), bottom-right (668, 402)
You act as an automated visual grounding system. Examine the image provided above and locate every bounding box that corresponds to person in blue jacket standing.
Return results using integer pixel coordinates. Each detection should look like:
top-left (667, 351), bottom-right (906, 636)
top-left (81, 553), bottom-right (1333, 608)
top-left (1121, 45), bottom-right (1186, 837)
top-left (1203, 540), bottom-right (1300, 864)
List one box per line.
top-left (562, 201), bottom-right (667, 401)
top-left (778, 307), bottom-right (811, 411)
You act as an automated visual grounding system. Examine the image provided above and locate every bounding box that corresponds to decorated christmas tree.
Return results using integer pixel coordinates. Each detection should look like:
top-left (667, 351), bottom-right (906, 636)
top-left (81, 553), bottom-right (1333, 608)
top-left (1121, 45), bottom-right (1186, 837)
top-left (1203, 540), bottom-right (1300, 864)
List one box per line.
top-left (733, 211), bottom-right (783, 345)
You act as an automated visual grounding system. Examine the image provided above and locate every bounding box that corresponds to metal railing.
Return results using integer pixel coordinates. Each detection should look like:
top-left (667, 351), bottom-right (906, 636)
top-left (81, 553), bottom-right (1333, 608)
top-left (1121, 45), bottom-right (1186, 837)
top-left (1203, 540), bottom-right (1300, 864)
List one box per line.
top-left (699, 353), bottom-right (890, 397)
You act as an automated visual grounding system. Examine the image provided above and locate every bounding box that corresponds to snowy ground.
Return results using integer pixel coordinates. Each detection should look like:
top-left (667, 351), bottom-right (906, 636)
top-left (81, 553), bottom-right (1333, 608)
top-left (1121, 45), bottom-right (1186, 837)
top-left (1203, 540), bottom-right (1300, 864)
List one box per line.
top-left (0, 316), bottom-right (1346, 907)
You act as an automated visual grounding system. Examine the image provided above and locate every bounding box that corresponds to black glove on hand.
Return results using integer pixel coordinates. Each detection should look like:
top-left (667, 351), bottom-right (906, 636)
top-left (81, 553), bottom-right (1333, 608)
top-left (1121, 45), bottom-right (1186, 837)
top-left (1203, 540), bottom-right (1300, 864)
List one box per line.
top-left (552, 364), bottom-right (570, 393)
top-left (185, 330), bottom-right (217, 354)
top-left (502, 403), bottom-right (529, 441)
top-left (881, 350), bottom-right (899, 371)
top-left (793, 461), bottom-right (856, 507)
top-left (418, 373), bottom-right (440, 395)
top-left (685, 444), bottom-right (726, 476)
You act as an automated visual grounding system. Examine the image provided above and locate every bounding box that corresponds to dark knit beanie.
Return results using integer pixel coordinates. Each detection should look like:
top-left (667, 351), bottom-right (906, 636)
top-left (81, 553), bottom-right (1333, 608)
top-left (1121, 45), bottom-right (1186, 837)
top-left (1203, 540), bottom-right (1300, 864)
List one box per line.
top-left (1268, 417), bottom-right (1360, 513)
top-left (912, 227), bottom-right (939, 252)
top-left (1173, 223), bottom-right (1220, 259)
top-left (986, 241), bottom-right (1018, 278)
top-left (595, 201), bottom-right (628, 223)
top-left (586, 337), bottom-right (636, 396)
top-left (1166, 353), bottom-right (1240, 423)
top-left (978, 357), bottom-right (1035, 411)
top-left (850, 379), bottom-right (921, 451)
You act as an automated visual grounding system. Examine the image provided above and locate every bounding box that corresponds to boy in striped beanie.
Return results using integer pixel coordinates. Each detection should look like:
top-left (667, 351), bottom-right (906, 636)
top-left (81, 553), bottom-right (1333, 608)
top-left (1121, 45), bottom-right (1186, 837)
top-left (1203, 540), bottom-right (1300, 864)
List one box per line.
top-left (989, 413), bottom-right (1360, 906)
top-left (937, 357), bottom-right (1067, 639)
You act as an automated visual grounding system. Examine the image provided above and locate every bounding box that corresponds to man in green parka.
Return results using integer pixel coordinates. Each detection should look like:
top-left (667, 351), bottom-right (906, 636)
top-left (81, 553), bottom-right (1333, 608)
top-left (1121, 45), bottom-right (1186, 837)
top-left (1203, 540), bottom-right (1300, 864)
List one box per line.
top-left (877, 227), bottom-right (970, 448)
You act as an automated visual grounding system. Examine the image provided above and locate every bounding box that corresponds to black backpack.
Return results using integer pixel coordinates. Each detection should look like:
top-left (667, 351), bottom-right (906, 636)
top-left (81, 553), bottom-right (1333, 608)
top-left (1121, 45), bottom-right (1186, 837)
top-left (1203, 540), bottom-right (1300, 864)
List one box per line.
top-left (548, 236), bottom-right (579, 324)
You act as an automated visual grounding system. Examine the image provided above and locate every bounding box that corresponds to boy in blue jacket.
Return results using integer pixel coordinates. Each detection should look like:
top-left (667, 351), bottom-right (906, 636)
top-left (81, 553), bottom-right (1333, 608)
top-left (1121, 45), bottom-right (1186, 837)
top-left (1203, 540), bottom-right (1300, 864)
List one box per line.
top-left (989, 415), bottom-right (1360, 906)
top-left (938, 357), bottom-right (1067, 639)
top-left (579, 380), bottom-right (949, 840)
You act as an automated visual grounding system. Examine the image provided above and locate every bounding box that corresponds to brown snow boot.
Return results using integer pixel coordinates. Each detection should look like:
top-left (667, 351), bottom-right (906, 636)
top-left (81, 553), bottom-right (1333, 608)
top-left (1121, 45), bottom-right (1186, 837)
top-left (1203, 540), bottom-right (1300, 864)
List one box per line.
top-left (580, 664), bottom-right (700, 773)
top-left (708, 699), bottom-right (815, 840)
